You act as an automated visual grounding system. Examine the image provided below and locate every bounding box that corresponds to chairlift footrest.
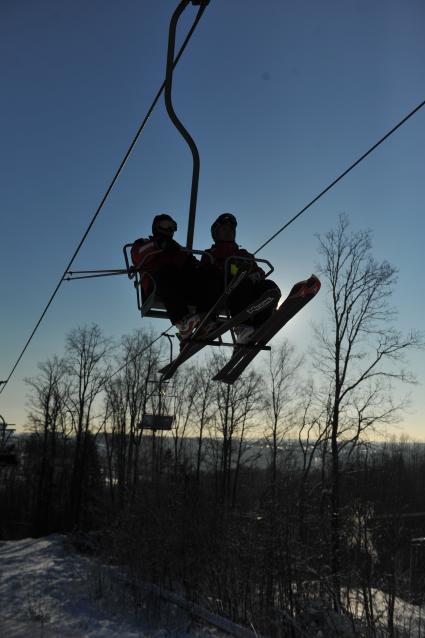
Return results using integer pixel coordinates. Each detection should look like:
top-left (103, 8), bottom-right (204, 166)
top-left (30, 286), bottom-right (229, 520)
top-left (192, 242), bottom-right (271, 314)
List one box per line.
top-left (159, 286), bottom-right (279, 380)
top-left (189, 338), bottom-right (270, 351)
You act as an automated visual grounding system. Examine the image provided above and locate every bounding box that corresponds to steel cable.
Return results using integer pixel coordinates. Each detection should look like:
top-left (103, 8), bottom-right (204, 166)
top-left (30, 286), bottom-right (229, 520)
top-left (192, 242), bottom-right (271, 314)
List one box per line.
top-left (0, 3), bottom-right (207, 396)
top-left (254, 98), bottom-right (425, 255)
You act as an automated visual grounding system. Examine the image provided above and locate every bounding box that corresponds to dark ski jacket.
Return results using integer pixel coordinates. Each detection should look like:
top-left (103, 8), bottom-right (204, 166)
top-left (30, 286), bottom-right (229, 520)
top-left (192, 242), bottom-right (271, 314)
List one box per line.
top-left (131, 236), bottom-right (197, 295)
top-left (200, 241), bottom-right (265, 280)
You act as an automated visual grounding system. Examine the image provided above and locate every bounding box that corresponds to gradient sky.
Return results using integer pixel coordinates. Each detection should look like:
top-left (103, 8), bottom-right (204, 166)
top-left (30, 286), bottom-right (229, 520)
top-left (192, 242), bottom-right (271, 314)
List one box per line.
top-left (1, 0), bottom-right (424, 437)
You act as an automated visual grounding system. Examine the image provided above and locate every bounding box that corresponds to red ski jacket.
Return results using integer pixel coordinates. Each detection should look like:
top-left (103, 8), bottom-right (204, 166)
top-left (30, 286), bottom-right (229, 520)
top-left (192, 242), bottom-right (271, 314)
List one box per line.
top-left (131, 236), bottom-right (197, 295)
top-left (200, 241), bottom-right (265, 279)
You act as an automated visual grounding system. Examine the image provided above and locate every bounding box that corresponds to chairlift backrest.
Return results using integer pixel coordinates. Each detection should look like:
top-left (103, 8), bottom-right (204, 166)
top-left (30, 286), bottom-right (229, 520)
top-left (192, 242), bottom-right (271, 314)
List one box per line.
top-left (0, 451), bottom-right (18, 466)
top-left (123, 244), bottom-right (213, 319)
top-left (123, 243), bottom-right (168, 319)
top-left (0, 421), bottom-right (17, 466)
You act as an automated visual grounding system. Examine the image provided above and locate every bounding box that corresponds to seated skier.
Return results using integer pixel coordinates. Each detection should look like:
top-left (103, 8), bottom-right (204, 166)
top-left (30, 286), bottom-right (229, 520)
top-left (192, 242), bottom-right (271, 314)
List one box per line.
top-left (200, 213), bottom-right (281, 344)
top-left (131, 214), bottom-right (220, 340)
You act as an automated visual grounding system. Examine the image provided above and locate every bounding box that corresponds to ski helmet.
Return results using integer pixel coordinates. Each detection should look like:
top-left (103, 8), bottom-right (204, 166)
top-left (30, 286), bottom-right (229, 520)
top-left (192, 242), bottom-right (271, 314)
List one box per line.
top-left (152, 214), bottom-right (177, 237)
top-left (211, 213), bottom-right (237, 242)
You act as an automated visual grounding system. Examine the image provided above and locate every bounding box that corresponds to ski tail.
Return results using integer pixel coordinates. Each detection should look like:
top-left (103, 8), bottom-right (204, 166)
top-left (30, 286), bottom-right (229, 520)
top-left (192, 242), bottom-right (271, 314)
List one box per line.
top-left (158, 274), bottom-right (279, 380)
top-left (158, 271), bottom-right (248, 378)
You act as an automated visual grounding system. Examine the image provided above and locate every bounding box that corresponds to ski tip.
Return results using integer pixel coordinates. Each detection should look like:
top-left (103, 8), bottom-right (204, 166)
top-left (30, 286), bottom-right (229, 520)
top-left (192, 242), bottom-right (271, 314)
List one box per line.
top-left (308, 273), bottom-right (321, 292)
top-left (288, 274), bottom-right (321, 298)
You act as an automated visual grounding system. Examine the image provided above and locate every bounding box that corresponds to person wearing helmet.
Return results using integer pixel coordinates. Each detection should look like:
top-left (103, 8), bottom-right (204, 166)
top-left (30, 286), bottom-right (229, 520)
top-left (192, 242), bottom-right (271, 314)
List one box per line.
top-left (131, 214), bottom-right (220, 339)
top-left (201, 213), bottom-right (281, 344)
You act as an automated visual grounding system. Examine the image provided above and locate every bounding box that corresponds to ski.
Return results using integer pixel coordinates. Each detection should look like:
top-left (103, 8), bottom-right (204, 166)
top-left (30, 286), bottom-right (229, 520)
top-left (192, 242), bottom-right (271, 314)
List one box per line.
top-left (213, 274), bottom-right (321, 384)
top-left (159, 280), bottom-right (280, 380)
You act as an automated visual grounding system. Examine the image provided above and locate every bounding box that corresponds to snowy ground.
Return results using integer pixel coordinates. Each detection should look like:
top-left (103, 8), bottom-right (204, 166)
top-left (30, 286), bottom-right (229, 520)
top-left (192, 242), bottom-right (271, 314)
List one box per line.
top-left (347, 588), bottom-right (425, 638)
top-left (2, 535), bottom-right (425, 638)
top-left (0, 535), bottom-right (228, 638)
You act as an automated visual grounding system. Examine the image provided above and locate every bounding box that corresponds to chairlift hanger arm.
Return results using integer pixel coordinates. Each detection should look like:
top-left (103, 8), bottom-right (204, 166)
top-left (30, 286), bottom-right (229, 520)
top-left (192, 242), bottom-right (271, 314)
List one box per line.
top-left (164, 334), bottom-right (174, 365)
top-left (165, 0), bottom-right (209, 250)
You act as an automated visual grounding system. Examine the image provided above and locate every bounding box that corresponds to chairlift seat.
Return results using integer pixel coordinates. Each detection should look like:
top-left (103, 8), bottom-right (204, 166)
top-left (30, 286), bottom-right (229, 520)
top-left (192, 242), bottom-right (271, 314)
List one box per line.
top-left (139, 414), bottom-right (174, 430)
top-left (123, 243), bottom-right (274, 320)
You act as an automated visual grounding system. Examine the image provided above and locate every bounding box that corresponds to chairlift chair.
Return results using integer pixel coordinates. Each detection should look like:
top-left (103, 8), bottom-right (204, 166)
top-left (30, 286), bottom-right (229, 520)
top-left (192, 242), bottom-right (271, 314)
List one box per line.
top-left (0, 446), bottom-right (18, 466)
top-left (0, 415), bottom-right (18, 467)
top-left (139, 377), bottom-right (175, 431)
top-left (137, 336), bottom-right (176, 431)
top-left (62, 0), bottom-right (320, 386)
top-left (70, 0), bottom-right (275, 333)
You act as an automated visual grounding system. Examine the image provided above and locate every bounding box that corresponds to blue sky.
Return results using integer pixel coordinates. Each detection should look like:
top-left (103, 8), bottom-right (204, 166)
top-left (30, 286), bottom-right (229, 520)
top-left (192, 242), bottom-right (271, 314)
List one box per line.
top-left (1, 0), bottom-right (424, 437)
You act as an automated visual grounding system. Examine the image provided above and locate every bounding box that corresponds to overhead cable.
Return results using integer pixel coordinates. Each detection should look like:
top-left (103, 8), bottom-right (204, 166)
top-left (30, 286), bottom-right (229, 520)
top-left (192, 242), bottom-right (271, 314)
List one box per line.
top-left (0, 3), bottom-right (207, 397)
top-left (106, 330), bottom-right (172, 386)
top-left (254, 98), bottom-right (425, 255)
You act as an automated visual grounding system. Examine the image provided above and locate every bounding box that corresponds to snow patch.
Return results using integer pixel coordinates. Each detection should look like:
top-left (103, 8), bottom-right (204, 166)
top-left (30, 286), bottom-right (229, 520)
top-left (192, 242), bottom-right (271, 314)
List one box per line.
top-left (0, 535), bottom-right (226, 637)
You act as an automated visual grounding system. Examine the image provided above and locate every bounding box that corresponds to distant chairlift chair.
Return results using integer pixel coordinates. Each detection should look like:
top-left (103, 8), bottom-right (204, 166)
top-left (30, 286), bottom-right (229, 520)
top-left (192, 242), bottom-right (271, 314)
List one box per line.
top-left (0, 415), bottom-right (18, 467)
top-left (139, 380), bottom-right (175, 432)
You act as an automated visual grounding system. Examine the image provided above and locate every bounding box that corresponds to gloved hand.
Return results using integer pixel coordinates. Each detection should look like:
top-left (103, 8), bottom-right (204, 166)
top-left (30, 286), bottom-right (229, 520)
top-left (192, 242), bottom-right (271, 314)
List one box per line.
top-left (229, 261), bottom-right (253, 278)
top-left (249, 271), bottom-right (264, 284)
top-left (239, 258), bottom-right (254, 271)
top-left (229, 262), bottom-right (239, 277)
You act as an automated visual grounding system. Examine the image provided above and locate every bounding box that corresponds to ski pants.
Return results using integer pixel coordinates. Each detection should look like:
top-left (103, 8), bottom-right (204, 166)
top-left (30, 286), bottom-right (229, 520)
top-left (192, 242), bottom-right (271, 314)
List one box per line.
top-left (227, 277), bottom-right (281, 328)
top-left (154, 262), bottom-right (222, 324)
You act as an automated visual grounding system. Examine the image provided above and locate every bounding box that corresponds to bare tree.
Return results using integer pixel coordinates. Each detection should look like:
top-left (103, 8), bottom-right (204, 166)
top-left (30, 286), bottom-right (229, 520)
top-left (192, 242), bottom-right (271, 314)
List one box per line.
top-left (65, 324), bottom-right (112, 528)
top-left (296, 381), bottom-right (329, 544)
top-left (104, 377), bottom-right (128, 499)
top-left (104, 330), bottom-right (161, 493)
top-left (263, 340), bottom-right (303, 496)
top-left (212, 354), bottom-right (264, 506)
top-left (171, 366), bottom-right (199, 476)
top-left (25, 357), bottom-right (70, 534)
top-left (314, 214), bottom-right (423, 604)
top-left (190, 361), bottom-right (216, 486)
